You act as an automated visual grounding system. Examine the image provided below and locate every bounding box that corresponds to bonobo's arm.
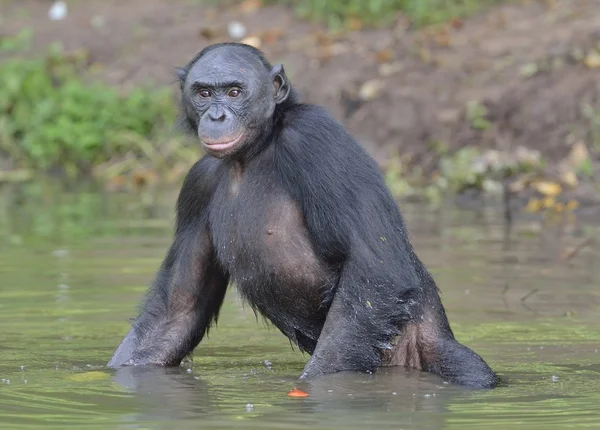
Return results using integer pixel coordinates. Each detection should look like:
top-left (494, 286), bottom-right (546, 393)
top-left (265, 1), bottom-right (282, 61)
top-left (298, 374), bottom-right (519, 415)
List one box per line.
top-left (108, 157), bottom-right (228, 367)
top-left (278, 106), bottom-right (418, 377)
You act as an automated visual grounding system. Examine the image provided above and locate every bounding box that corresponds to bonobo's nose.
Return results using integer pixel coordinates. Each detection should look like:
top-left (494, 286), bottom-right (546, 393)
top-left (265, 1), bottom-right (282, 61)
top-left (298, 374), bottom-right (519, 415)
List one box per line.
top-left (208, 108), bottom-right (226, 122)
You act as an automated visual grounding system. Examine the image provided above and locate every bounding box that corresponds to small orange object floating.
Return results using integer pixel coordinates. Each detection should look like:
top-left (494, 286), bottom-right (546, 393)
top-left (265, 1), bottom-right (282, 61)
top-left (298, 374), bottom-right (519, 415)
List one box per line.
top-left (287, 388), bottom-right (310, 398)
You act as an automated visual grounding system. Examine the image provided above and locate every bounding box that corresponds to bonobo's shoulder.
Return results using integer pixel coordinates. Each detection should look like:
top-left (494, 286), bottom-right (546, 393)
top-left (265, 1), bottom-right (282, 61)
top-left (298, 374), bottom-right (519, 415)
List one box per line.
top-left (176, 156), bottom-right (223, 221)
top-left (189, 156), bottom-right (222, 178)
top-left (278, 103), bottom-right (375, 164)
top-left (281, 103), bottom-right (344, 135)
top-left (182, 156), bottom-right (224, 192)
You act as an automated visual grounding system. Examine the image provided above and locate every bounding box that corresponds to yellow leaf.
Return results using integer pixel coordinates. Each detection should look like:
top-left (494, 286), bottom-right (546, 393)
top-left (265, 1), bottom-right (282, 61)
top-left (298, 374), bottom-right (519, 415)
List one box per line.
top-left (358, 79), bottom-right (384, 101)
top-left (566, 141), bottom-right (590, 168)
top-left (566, 200), bottom-right (580, 211)
top-left (241, 36), bottom-right (262, 49)
top-left (525, 198), bottom-right (543, 213)
top-left (560, 171), bottom-right (578, 188)
top-left (543, 197), bottom-right (556, 208)
top-left (554, 202), bottom-right (565, 213)
top-left (533, 181), bottom-right (562, 197)
top-left (584, 51), bottom-right (600, 69)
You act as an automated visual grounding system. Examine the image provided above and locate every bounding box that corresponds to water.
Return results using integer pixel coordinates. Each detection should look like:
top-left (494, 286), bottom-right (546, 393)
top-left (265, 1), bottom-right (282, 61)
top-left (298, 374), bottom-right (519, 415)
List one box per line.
top-left (0, 182), bottom-right (599, 429)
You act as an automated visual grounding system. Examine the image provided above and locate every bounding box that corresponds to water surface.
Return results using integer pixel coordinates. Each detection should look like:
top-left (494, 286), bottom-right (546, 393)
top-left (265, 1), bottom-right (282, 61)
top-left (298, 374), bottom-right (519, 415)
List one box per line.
top-left (0, 183), bottom-right (599, 429)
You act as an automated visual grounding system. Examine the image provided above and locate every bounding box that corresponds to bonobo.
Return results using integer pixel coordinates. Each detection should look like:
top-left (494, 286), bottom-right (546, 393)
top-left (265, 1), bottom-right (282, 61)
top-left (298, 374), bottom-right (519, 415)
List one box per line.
top-left (108, 42), bottom-right (499, 389)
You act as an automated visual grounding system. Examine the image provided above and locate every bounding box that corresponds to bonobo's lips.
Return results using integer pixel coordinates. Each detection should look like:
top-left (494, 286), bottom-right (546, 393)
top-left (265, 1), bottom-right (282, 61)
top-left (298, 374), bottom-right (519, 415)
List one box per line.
top-left (200, 133), bottom-right (244, 152)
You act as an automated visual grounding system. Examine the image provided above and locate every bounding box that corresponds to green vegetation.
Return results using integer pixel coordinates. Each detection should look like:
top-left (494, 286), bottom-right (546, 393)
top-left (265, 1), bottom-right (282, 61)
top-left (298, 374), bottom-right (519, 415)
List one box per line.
top-left (0, 28), bottom-right (33, 53)
top-left (266, 0), bottom-right (507, 30)
top-left (0, 42), bottom-right (182, 178)
top-left (385, 145), bottom-right (544, 205)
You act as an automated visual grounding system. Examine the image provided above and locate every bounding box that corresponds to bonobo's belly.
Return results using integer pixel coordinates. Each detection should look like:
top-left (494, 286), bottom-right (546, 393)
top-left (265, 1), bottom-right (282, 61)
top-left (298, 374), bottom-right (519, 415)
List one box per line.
top-left (212, 195), bottom-right (335, 352)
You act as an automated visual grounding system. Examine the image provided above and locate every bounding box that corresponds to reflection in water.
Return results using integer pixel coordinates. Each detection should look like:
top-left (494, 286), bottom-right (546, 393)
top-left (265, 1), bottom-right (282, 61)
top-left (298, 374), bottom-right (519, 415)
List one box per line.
top-left (112, 366), bottom-right (457, 429)
top-left (0, 183), bottom-right (599, 429)
top-left (112, 367), bottom-right (215, 424)
top-left (108, 362), bottom-right (600, 430)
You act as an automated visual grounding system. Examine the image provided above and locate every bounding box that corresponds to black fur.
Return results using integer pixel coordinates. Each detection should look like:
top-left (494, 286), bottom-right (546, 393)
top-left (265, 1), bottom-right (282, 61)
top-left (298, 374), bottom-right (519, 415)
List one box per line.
top-left (108, 43), bottom-right (498, 389)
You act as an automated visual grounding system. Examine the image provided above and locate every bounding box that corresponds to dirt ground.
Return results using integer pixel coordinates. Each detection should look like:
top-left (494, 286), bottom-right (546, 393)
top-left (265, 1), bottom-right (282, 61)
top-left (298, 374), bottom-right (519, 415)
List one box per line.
top-left (2, 0), bottom-right (600, 170)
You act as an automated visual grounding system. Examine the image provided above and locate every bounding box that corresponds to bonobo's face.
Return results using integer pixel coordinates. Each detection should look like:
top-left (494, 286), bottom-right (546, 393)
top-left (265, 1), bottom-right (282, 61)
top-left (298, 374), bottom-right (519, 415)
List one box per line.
top-left (180, 45), bottom-right (290, 159)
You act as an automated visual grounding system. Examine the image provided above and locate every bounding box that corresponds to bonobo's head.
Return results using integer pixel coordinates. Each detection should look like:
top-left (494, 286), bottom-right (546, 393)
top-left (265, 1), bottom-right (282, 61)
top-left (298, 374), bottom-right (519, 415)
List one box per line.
top-left (177, 43), bottom-right (295, 159)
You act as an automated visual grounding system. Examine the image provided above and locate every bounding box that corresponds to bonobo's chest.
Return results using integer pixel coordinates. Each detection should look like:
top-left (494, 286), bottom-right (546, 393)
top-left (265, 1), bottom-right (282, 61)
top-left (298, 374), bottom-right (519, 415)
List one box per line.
top-left (208, 167), bottom-right (330, 295)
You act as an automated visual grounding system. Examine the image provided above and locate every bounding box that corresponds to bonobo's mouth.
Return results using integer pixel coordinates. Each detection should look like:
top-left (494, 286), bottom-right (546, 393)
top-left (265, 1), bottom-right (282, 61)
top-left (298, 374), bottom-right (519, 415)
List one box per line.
top-left (200, 133), bottom-right (245, 152)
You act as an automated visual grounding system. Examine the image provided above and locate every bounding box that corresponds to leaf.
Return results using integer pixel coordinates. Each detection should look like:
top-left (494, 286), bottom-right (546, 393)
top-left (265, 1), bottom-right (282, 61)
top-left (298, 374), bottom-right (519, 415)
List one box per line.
top-left (240, 36), bottom-right (262, 49)
top-left (525, 198), bottom-right (543, 213)
top-left (261, 28), bottom-right (284, 45)
top-left (584, 51), bottom-right (600, 69)
top-left (565, 141), bottom-right (591, 170)
top-left (239, 0), bottom-right (263, 14)
top-left (358, 79), bottom-right (384, 101)
top-left (532, 181), bottom-right (562, 197)
top-left (288, 388), bottom-right (310, 398)
top-left (520, 62), bottom-right (539, 78)
top-left (348, 17), bottom-right (363, 31)
top-left (375, 49), bottom-right (395, 63)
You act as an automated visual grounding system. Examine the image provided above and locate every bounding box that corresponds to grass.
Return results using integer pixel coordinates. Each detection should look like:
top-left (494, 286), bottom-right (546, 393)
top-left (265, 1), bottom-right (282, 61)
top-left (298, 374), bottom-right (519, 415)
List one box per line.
top-left (262, 0), bottom-right (509, 30)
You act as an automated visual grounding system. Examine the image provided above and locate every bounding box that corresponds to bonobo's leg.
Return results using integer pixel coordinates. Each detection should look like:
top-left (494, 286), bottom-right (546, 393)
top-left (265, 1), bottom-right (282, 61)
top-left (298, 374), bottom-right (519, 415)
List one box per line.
top-left (108, 226), bottom-right (228, 367)
top-left (414, 264), bottom-right (499, 388)
top-left (300, 259), bottom-right (413, 379)
top-left (421, 337), bottom-right (499, 388)
top-left (299, 259), bottom-right (498, 388)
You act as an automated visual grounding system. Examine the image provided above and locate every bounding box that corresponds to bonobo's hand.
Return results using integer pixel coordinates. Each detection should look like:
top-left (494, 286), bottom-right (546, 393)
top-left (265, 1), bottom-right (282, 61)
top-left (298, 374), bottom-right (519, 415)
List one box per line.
top-left (107, 330), bottom-right (137, 368)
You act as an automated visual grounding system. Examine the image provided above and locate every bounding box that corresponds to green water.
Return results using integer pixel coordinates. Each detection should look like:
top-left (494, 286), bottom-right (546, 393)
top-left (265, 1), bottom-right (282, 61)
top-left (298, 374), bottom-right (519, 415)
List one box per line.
top-left (0, 182), bottom-right (599, 429)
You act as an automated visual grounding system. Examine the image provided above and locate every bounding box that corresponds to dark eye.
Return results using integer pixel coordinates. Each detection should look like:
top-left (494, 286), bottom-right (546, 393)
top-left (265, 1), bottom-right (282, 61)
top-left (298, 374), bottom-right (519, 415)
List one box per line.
top-left (228, 88), bottom-right (242, 98)
top-left (198, 89), bottom-right (211, 98)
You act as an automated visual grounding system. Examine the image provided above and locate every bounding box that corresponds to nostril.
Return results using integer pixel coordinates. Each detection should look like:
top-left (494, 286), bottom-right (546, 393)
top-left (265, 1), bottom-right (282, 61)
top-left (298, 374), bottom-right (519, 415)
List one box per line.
top-left (208, 111), bottom-right (226, 122)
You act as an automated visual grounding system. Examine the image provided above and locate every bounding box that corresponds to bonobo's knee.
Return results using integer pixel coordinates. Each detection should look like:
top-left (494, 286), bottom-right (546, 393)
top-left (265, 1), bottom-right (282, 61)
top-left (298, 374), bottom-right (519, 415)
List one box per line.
top-left (426, 339), bottom-right (499, 389)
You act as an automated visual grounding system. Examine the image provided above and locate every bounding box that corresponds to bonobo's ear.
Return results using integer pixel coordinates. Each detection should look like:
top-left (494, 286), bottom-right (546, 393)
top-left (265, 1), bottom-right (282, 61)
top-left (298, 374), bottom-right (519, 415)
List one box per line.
top-left (176, 67), bottom-right (188, 90)
top-left (271, 64), bottom-right (290, 104)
